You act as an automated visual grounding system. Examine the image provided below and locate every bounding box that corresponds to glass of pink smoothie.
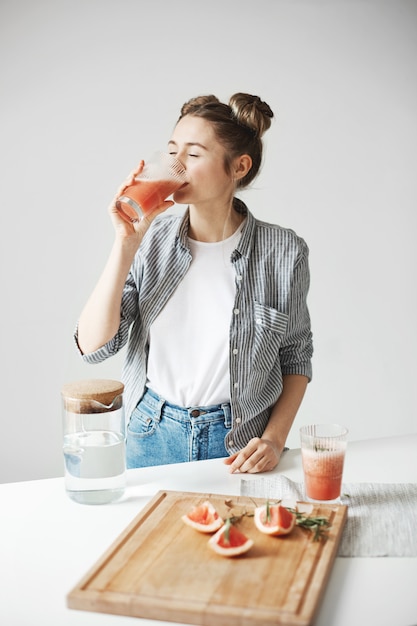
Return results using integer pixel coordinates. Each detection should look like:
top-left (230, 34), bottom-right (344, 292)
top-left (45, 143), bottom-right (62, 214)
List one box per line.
top-left (300, 424), bottom-right (348, 502)
top-left (116, 152), bottom-right (186, 222)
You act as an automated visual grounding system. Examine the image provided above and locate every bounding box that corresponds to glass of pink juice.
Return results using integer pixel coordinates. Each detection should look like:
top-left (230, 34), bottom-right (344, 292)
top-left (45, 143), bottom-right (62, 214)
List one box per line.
top-left (116, 152), bottom-right (186, 222)
top-left (300, 424), bottom-right (348, 502)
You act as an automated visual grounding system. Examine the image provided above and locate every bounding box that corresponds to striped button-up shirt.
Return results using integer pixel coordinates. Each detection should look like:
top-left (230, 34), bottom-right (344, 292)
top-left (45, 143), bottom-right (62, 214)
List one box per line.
top-left (75, 202), bottom-right (313, 454)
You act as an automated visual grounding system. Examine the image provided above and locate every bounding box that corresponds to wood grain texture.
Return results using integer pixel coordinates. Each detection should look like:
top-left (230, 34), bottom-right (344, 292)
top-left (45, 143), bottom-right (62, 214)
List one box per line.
top-left (67, 490), bottom-right (347, 626)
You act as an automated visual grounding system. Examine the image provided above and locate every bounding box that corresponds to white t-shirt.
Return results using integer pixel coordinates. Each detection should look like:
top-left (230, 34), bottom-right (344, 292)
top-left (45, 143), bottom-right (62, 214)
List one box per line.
top-left (146, 224), bottom-right (244, 407)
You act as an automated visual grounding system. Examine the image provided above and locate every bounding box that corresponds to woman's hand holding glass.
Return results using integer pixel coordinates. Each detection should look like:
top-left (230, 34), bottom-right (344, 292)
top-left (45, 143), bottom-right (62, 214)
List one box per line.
top-left (109, 160), bottom-right (174, 241)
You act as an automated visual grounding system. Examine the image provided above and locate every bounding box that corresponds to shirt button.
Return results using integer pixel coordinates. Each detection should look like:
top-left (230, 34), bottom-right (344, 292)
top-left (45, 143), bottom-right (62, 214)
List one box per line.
top-left (256, 318), bottom-right (262, 324)
top-left (236, 275), bottom-right (242, 281)
top-left (232, 348), bottom-right (238, 355)
top-left (229, 439), bottom-right (234, 446)
top-left (234, 308), bottom-right (240, 315)
top-left (234, 382), bottom-right (239, 389)
top-left (235, 417), bottom-right (241, 424)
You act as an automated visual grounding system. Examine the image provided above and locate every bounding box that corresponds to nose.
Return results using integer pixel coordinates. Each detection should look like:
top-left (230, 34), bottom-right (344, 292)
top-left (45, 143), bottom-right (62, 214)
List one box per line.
top-left (174, 149), bottom-right (187, 169)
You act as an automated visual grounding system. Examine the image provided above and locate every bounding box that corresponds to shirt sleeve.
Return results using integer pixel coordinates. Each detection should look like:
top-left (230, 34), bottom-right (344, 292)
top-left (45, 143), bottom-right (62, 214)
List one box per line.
top-left (279, 238), bottom-right (313, 380)
top-left (73, 265), bottom-right (141, 364)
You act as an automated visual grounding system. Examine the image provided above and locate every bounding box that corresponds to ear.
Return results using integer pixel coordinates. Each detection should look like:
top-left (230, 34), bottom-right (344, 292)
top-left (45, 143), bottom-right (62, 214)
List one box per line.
top-left (233, 154), bottom-right (252, 180)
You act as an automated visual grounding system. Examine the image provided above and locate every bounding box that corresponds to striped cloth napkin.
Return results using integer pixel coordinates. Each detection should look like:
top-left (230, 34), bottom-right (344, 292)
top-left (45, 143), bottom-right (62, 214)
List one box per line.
top-left (240, 475), bottom-right (417, 557)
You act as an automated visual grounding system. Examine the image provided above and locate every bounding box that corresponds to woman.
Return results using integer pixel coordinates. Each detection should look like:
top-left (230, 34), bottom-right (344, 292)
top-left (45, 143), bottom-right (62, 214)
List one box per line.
top-left (75, 92), bottom-right (313, 473)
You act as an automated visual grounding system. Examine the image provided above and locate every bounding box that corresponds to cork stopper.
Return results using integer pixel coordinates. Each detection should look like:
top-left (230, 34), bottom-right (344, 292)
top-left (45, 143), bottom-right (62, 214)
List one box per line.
top-left (61, 379), bottom-right (124, 413)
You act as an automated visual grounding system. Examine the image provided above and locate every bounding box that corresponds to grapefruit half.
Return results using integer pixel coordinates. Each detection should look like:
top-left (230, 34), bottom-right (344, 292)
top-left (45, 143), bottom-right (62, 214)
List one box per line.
top-left (181, 500), bottom-right (224, 533)
top-left (208, 519), bottom-right (254, 556)
top-left (254, 502), bottom-right (296, 536)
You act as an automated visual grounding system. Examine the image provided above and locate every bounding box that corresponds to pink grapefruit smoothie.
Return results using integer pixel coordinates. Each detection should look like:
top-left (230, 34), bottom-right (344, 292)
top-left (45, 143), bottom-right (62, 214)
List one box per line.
top-left (301, 448), bottom-right (345, 500)
top-left (118, 178), bottom-right (182, 221)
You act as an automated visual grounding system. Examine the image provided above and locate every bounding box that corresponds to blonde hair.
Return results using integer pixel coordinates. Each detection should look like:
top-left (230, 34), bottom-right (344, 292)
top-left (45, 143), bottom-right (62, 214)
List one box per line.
top-left (178, 93), bottom-right (274, 188)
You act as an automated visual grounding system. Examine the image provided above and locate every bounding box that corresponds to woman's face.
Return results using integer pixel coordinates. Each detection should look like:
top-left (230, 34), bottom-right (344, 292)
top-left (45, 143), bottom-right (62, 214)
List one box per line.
top-left (168, 115), bottom-right (235, 208)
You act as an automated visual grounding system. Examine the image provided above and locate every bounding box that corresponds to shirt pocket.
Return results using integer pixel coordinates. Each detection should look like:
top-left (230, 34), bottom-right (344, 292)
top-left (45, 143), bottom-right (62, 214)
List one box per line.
top-left (252, 301), bottom-right (288, 369)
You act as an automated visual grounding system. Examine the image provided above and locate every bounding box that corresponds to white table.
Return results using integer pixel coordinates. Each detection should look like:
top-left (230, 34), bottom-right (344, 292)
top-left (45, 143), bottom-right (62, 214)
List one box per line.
top-left (1, 434), bottom-right (416, 626)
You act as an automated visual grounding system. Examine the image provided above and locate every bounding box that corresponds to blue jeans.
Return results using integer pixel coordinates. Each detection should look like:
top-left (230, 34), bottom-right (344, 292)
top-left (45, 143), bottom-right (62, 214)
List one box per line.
top-left (126, 387), bottom-right (232, 468)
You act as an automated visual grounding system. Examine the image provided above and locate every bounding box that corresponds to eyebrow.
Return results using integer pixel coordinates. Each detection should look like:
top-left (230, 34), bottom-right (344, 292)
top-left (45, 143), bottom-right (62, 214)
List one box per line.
top-left (168, 140), bottom-right (208, 150)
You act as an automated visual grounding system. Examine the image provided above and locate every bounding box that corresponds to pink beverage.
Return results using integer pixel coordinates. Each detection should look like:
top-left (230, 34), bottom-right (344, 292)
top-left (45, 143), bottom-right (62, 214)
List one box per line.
top-left (116, 152), bottom-right (186, 222)
top-left (116, 178), bottom-right (184, 221)
top-left (301, 448), bottom-right (346, 500)
top-left (300, 424), bottom-right (348, 501)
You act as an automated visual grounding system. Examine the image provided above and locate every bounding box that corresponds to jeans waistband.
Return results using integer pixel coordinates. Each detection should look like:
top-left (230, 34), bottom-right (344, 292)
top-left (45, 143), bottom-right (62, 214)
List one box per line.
top-left (144, 387), bottom-right (231, 420)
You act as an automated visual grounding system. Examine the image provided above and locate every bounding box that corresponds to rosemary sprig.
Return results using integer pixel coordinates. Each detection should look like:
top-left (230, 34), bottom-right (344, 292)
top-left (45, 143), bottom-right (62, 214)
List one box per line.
top-left (224, 517), bottom-right (232, 544)
top-left (290, 509), bottom-right (331, 542)
top-left (266, 499), bottom-right (271, 522)
top-left (223, 498), bottom-right (331, 542)
top-left (262, 500), bottom-right (331, 542)
top-left (223, 499), bottom-right (254, 525)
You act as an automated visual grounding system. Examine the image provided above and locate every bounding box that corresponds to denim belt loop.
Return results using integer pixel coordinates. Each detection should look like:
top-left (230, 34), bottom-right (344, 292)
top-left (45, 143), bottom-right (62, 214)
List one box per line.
top-left (221, 402), bottom-right (232, 429)
top-left (154, 394), bottom-right (165, 423)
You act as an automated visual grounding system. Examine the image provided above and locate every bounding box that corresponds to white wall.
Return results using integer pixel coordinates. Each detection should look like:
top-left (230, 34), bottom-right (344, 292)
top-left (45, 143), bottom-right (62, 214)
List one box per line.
top-left (1, 0), bottom-right (416, 483)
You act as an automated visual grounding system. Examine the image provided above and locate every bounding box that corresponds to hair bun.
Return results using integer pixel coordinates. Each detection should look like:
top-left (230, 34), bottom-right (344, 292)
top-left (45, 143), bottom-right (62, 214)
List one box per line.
top-left (229, 93), bottom-right (274, 137)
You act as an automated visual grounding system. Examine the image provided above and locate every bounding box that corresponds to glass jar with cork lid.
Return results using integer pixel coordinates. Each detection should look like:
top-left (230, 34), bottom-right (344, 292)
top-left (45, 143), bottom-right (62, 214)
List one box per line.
top-left (61, 379), bottom-right (125, 504)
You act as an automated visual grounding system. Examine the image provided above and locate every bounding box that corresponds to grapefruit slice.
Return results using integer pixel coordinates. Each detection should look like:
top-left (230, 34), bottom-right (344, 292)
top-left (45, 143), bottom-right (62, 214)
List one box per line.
top-left (181, 500), bottom-right (224, 533)
top-left (208, 519), bottom-right (254, 556)
top-left (254, 501), bottom-right (296, 536)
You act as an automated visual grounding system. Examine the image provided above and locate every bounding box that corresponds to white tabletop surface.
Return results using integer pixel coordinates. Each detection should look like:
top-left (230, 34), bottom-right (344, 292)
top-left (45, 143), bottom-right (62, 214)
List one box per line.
top-left (1, 433), bottom-right (416, 626)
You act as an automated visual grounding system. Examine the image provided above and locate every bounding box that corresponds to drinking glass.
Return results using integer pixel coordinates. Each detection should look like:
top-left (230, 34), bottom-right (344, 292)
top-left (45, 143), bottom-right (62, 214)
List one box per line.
top-left (116, 151), bottom-right (186, 222)
top-left (300, 424), bottom-right (348, 502)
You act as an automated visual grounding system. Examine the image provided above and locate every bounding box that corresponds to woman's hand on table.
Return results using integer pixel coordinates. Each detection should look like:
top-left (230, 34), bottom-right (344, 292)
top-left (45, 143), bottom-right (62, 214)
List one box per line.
top-left (224, 437), bottom-right (281, 474)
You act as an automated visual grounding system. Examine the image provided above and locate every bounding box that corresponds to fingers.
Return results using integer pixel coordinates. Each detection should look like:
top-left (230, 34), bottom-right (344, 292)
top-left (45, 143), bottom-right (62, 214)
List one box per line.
top-left (108, 160), bottom-right (173, 232)
top-left (225, 438), bottom-right (280, 474)
top-left (133, 159), bottom-right (145, 177)
top-left (114, 160), bottom-right (145, 200)
top-left (223, 453), bottom-right (238, 465)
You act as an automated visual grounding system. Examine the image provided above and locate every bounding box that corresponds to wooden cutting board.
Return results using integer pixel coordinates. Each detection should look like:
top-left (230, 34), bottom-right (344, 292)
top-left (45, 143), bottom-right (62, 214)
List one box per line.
top-left (67, 490), bottom-right (347, 626)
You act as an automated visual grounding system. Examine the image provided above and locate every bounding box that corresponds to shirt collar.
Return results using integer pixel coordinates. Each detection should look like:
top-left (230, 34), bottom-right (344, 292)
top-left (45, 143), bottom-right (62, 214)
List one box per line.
top-left (233, 199), bottom-right (255, 260)
top-left (176, 199), bottom-right (256, 259)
